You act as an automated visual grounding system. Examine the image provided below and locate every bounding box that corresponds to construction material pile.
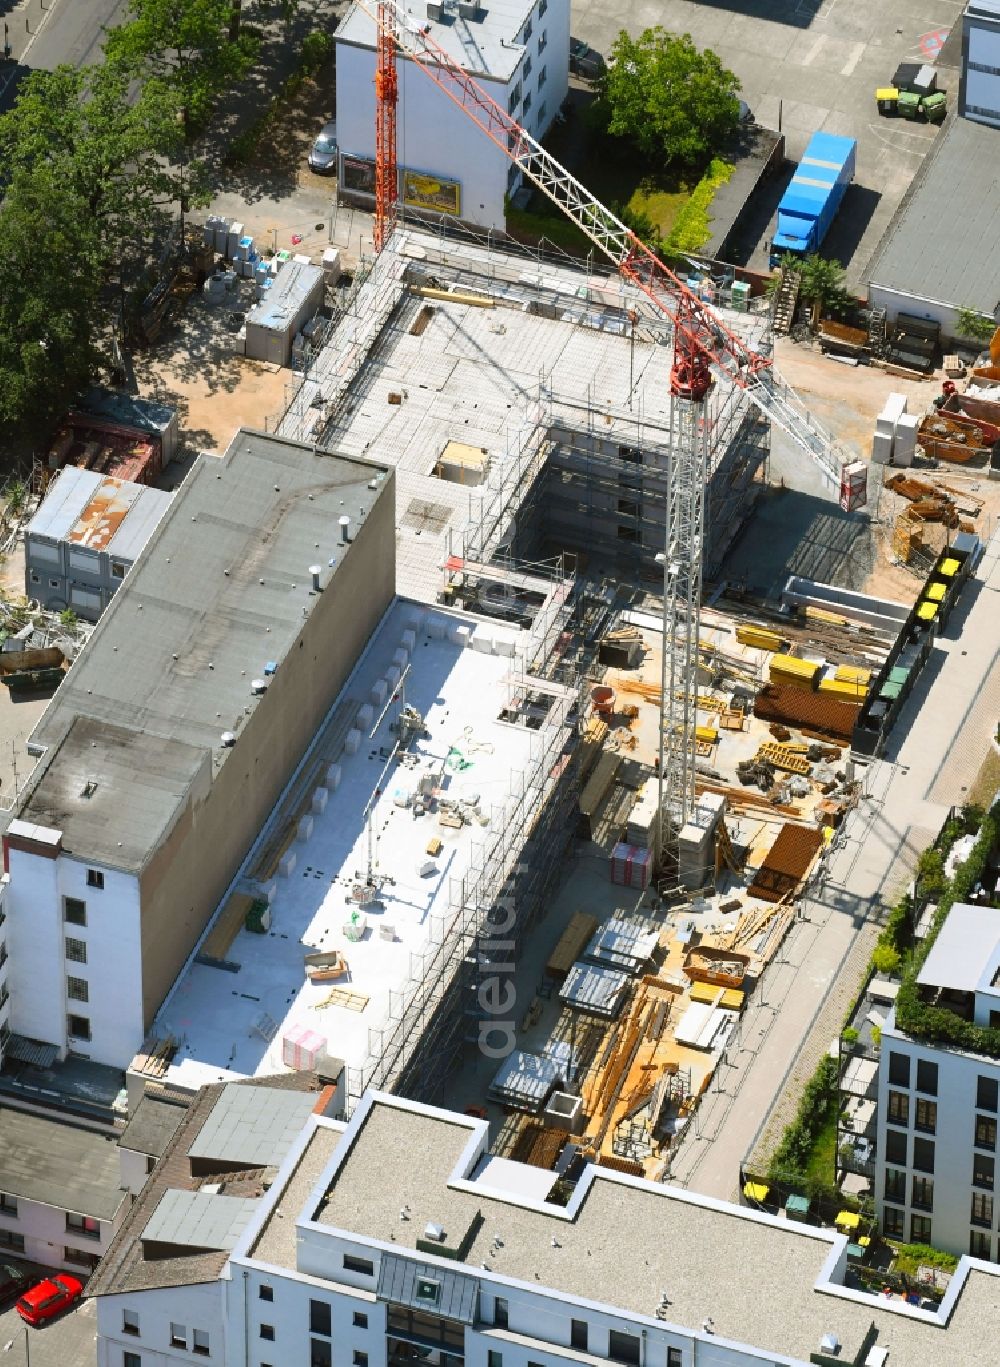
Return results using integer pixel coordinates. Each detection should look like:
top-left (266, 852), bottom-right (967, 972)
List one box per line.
top-left (753, 682), bottom-right (860, 742)
top-left (747, 824), bottom-right (824, 902)
top-left (768, 653), bottom-right (820, 689)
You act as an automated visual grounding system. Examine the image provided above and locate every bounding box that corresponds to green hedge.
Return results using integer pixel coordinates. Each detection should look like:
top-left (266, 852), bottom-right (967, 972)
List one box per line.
top-left (665, 158), bottom-right (733, 254)
top-left (895, 807), bottom-right (1000, 1054)
top-left (767, 1054), bottom-right (839, 1186)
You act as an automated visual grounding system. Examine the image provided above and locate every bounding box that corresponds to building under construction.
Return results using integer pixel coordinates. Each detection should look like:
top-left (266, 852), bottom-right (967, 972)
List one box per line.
top-left (278, 224), bottom-right (773, 595)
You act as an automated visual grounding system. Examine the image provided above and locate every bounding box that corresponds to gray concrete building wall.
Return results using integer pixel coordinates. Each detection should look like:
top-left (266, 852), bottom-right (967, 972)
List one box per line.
top-left (136, 473), bottom-right (396, 1029)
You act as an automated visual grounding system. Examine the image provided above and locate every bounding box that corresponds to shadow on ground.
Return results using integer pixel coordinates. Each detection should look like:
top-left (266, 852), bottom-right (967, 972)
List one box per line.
top-left (719, 486), bottom-right (874, 596)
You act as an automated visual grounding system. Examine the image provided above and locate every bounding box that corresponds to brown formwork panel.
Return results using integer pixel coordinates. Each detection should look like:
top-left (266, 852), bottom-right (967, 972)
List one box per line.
top-left (748, 824), bottom-right (823, 903)
top-left (753, 684), bottom-right (860, 743)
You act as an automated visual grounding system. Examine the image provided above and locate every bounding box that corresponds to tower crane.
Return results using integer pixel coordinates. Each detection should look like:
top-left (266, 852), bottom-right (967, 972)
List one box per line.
top-left (366, 0), bottom-right (855, 852)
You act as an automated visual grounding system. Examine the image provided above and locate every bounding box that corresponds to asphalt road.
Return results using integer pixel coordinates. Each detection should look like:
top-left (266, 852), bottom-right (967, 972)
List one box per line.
top-left (0, 0), bottom-right (126, 112)
top-left (0, 1294), bottom-right (97, 1367)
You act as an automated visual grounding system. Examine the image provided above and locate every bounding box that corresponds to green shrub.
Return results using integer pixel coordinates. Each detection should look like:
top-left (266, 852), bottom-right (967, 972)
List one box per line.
top-left (916, 846), bottom-right (948, 898)
top-left (841, 1027), bottom-right (859, 1046)
top-left (665, 157), bottom-right (733, 253)
top-left (301, 30), bottom-right (333, 74)
top-left (871, 944), bottom-right (901, 976)
top-left (767, 1055), bottom-right (839, 1183)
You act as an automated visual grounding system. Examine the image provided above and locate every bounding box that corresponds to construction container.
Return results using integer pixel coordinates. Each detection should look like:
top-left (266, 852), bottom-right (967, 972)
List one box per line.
top-left (898, 90), bottom-right (922, 120)
top-left (769, 653), bottom-right (820, 688)
top-left (736, 624), bottom-right (785, 651)
top-left (730, 280), bottom-right (750, 312)
top-left (245, 261), bottom-right (325, 367)
top-left (876, 87), bottom-right (899, 116)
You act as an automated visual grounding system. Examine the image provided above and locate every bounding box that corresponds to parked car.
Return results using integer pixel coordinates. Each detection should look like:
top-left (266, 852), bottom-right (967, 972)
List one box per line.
top-left (308, 121), bottom-right (338, 174)
top-left (0, 1264), bottom-right (31, 1304)
top-left (16, 1273), bottom-right (83, 1326)
top-left (570, 39), bottom-right (605, 80)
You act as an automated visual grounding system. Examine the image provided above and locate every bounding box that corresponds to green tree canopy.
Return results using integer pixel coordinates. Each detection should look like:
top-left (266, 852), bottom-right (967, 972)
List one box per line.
top-left (603, 27), bottom-right (741, 165)
top-left (0, 167), bottom-right (105, 432)
top-left (104, 0), bottom-right (259, 133)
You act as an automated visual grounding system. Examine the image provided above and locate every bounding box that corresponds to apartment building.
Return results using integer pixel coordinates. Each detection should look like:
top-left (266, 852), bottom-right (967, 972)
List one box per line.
top-left (960, 0), bottom-right (1000, 126)
top-left (335, 0), bottom-right (570, 229)
top-left (93, 1089), bottom-right (1000, 1367)
top-left (0, 1105), bottom-right (126, 1274)
top-left (2, 430), bottom-right (394, 1073)
top-left (875, 902), bottom-right (1000, 1260)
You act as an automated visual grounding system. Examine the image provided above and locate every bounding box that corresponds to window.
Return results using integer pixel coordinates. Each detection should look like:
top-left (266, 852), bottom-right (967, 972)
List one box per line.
top-left (0, 1193), bottom-right (16, 1217)
top-left (884, 1168), bottom-right (906, 1203)
top-left (415, 1278), bottom-right (441, 1306)
top-left (916, 1059), bottom-right (938, 1096)
top-left (64, 1245), bottom-right (100, 1269)
top-left (353, 1354), bottom-right (368, 1367)
top-left (978, 1077), bottom-right (999, 1112)
top-left (538, 29), bottom-right (546, 52)
top-left (193, 1329), bottom-right (210, 1357)
top-left (972, 1192), bottom-right (994, 1228)
top-left (975, 1154), bottom-right (995, 1190)
top-left (888, 1091), bottom-right (909, 1126)
top-left (66, 1212), bottom-right (100, 1238)
top-left (971, 1230), bottom-right (993, 1259)
top-left (343, 1254), bottom-right (374, 1276)
top-left (911, 1176), bottom-right (934, 1211)
top-left (538, 65), bottom-right (547, 87)
top-left (609, 1331), bottom-right (641, 1365)
top-left (488, 1354), bottom-right (503, 1367)
top-left (915, 1098), bottom-right (937, 1134)
top-left (310, 1301), bottom-right (332, 1336)
top-left (111, 562), bottom-right (127, 579)
top-left (508, 83), bottom-right (521, 111)
top-left (122, 1310), bottom-right (139, 1336)
top-left (523, 92), bottom-right (532, 114)
top-left (888, 1051), bottom-right (910, 1087)
top-left (522, 19), bottom-right (532, 39)
top-left (65, 937), bottom-right (87, 964)
top-left (538, 0), bottom-right (546, 13)
top-left (353, 1311), bottom-right (368, 1328)
top-left (571, 1320), bottom-right (588, 1352)
top-left (537, 101), bottom-right (547, 124)
top-left (969, 60), bottom-right (1000, 75)
top-left (124, 1355), bottom-right (141, 1367)
top-left (312, 1344), bottom-right (333, 1367)
top-left (67, 976), bottom-right (89, 1003)
top-left (67, 1014), bottom-right (91, 1042)
top-left (885, 1129), bottom-right (907, 1166)
top-left (49, 579), bottom-right (59, 589)
top-left (28, 572), bottom-right (40, 586)
top-left (977, 1115), bottom-right (998, 1151)
top-left (913, 1137), bottom-right (935, 1174)
top-left (64, 897), bottom-right (86, 926)
top-left (524, 56), bottom-right (532, 77)
top-left (493, 1297), bottom-right (508, 1329)
top-left (910, 1214), bottom-right (932, 1244)
top-left (170, 1324), bottom-right (187, 1349)
top-left (86, 868), bottom-right (105, 889)
top-left (259, 1284), bottom-right (274, 1301)
top-left (668, 1351), bottom-right (683, 1367)
top-left (0, 1231), bottom-right (24, 1251)
top-left (260, 1325), bottom-right (275, 1342)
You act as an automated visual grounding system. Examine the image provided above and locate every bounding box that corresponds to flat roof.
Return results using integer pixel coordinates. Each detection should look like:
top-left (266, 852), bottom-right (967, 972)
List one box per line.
top-left (18, 716), bottom-right (207, 873)
top-left (0, 1106), bottom-right (125, 1221)
top-left (188, 1084), bottom-right (320, 1168)
top-left (247, 260), bottom-right (324, 333)
top-left (21, 431), bottom-right (387, 864)
top-left (337, 0), bottom-right (536, 84)
top-left (868, 116), bottom-right (1000, 313)
top-left (26, 466), bottom-right (172, 560)
top-left (157, 598), bottom-right (572, 1091)
top-left (142, 1188), bottom-right (258, 1252)
top-left (119, 1094), bottom-right (188, 1158)
top-left (264, 1097), bottom-right (1000, 1366)
top-left (917, 902), bottom-right (1000, 993)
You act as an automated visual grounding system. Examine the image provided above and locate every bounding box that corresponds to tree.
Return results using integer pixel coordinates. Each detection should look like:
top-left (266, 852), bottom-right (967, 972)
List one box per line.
top-left (0, 167), bottom-right (105, 433)
top-left (793, 253), bottom-right (850, 316)
top-left (602, 28), bottom-right (740, 165)
top-left (0, 63), bottom-right (203, 259)
top-left (104, 0), bottom-right (260, 134)
top-left (955, 307), bottom-right (996, 344)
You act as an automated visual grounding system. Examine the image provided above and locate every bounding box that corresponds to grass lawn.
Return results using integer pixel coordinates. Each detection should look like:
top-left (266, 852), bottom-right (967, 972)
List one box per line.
top-left (804, 1107), bottom-right (839, 1188)
top-left (968, 746), bottom-right (1000, 809)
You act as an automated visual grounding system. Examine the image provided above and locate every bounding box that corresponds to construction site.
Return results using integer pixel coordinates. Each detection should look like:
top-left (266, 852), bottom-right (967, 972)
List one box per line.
top-left (122, 0), bottom-right (992, 1210)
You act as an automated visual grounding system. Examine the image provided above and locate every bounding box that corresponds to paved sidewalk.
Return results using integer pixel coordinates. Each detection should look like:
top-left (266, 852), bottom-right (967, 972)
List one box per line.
top-left (668, 527), bottom-right (1000, 1200)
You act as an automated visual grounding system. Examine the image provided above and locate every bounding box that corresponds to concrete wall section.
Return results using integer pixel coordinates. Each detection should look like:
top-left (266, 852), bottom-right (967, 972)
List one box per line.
top-left (96, 1280), bottom-right (225, 1367)
top-left (0, 1190), bottom-right (124, 1275)
top-left (867, 283), bottom-right (959, 341)
top-left (136, 472), bottom-right (397, 1034)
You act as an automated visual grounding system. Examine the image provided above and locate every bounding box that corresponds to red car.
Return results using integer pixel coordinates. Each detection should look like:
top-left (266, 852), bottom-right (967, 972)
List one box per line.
top-left (16, 1273), bottom-right (83, 1326)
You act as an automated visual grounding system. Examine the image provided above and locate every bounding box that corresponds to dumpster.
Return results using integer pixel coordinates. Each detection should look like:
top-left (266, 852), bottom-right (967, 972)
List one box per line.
top-left (922, 91), bottom-right (947, 124)
top-left (898, 91), bottom-right (922, 120)
top-left (876, 86), bottom-right (898, 116)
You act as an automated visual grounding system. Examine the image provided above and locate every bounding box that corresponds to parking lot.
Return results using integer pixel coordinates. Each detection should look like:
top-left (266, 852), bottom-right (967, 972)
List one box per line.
top-left (570, 0), bottom-right (967, 288)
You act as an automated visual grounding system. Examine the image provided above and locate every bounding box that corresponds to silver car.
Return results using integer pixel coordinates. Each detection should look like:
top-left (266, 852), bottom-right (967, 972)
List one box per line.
top-left (308, 121), bottom-right (338, 174)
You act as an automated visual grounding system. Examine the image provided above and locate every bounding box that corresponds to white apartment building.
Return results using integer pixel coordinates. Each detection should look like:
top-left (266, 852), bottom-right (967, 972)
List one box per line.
top-left (0, 1105), bottom-right (127, 1274)
top-left (875, 902), bottom-right (1000, 1261)
top-left (335, 0), bottom-right (570, 229)
top-left (93, 1088), bottom-right (1000, 1367)
top-left (0, 431), bottom-right (394, 1074)
top-left (960, 0), bottom-right (1000, 126)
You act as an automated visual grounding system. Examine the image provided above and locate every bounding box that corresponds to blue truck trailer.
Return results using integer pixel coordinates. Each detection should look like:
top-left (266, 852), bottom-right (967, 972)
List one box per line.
top-left (769, 132), bottom-right (857, 267)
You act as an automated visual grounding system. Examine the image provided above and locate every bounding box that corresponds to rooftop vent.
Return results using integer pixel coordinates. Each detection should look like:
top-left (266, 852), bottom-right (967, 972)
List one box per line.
top-left (457, 0), bottom-right (481, 16)
top-left (80, 780), bottom-right (99, 799)
top-left (339, 515), bottom-right (352, 544)
top-left (250, 678), bottom-right (268, 695)
top-left (426, 0), bottom-right (443, 17)
top-left (423, 1222), bottom-right (446, 1242)
top-left (819, 1332), bottom-right (841, 1353)
top-left (221, 731), bottom-right (236, 748)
